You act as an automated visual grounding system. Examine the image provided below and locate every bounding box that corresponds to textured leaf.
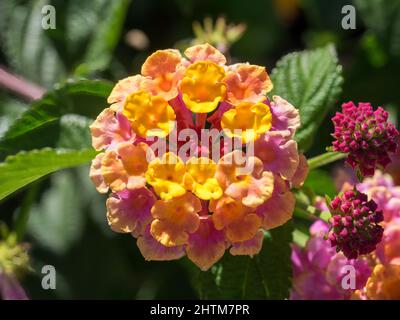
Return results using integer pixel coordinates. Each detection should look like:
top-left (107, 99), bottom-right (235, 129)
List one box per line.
top-left (0, 95), bottom-right (28, 139)
top-left (270, 44), bottom-right (343, 152)
top-left (198, 222), bottom-right (293, 299)
top-left (58, 115), bottom-right (92, 149)
top-left (0, 0), bottom-right (131, 86)
top-left (74, 0), bottom-right (131, 76)
top-left (0, 148), bottom-right (97, 201)
top-left (65, 0), bottom-right (111, 56)
top-left (0, 79), bottom-right (112, 156)
top-left (0, 0), bottom-right (66, 87)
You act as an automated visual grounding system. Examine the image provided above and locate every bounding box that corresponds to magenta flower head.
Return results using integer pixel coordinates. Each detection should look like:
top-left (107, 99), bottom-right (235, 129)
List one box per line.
top-left (327, 189), bottom-right (384, 259)
top-left (331, 102), bottom-right (399, 177)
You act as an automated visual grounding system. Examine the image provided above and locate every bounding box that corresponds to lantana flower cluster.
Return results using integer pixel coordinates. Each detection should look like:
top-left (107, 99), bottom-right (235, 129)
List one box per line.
top-left (328, 189), bottom-right (384, 259)
top-left (89, 43), bottom-right (308, 270)
top-left (291, 171), bottom-right (400, 300)
top-left (331, 102), bottom-right (399, 177)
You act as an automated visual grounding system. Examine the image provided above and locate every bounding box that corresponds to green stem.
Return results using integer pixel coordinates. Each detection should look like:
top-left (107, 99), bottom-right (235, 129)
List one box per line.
top-left (13, 182), bottom-right (40, 241)
top-left (294, 191), bottom-right (317, 220)
top-left (294, 191), bottom-right (331, 222)
top-left (307, 152), bottom-right (347, 171)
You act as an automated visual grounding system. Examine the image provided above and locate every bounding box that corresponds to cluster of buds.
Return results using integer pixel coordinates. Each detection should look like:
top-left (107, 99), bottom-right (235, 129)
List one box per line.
top-left (328, 189), bottom-right (384, 259)
top-left (331, 102), bottom-right (399, 178)
top-left (190, 16), bottom-right (246, 55)
top-left (292, 171), bottom-right (400, 300)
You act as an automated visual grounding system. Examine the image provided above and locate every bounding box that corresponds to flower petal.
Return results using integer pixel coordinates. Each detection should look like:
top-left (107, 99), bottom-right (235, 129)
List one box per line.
top-left (184, 157), bottom-right (222, 200)
top-left (90, 108), bottom-right (134, 151)
top-left (210, 196), bottom-right (260, 242)
top-left (224, 63), bottom-right (273, 105)
top-left (107, 75), bottom-right (145, 106)
top-left (256, 176), bottom-right (295, 230)
top-left (180, 61), bottom-right (226, 113)
top-left (106, 188), bottom-right (155, 236)
top-left (150, 192), bottom-right (201, 247)
top-left (145, 152), bottom-right (187, 200)
top-left (137, 227), bottom-right (185, 261)
top-left (217, 151), bottom-right (274, 207)
top-left (186, 216), bottom-right (226, 271)
top-left (184, 43), bottom-right (226, 65)
top-left (269, 95), bottom-right (300, 139)
top-left (101, 142), bottom-right (151, 191)
top-left (89, 153), bottom-right (109, 193)
top-left (123, 91), bottom-right (176, 138)
top-left (230, 230), bottom-right (264, 256)
top-left (141, 49), bottom-right (185, 100)
top-left (221, 101), bottom-right (272, 143)
top-left (291, 153), bottom-right (309, 188)
top-left (255, 135), bottom-right (299, 180)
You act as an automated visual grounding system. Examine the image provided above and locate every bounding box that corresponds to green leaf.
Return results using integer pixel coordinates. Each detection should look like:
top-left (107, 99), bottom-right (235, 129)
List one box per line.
top-left (27, 171), bottom-right (85, 254)
top-left (0, 148), bottom-right (97, 201)
top-left (198, 222), bottom-right (293, 299)
top-left (0, 0), bottom-right (66, 87)
top-left (0, 94), bottom-right (28, 139)
top-left (355, 0), bottom-right (400, 58)
top-left (0, 0), bottom-right (131, 85)
top-left (74, 0), bottom-right (131, 76)
top-left (58, 115), bottom-right (92, 149)
top-left (270, 44), bottom-right (343, 152)
top-left (0, 79), bottom-right (112, 156)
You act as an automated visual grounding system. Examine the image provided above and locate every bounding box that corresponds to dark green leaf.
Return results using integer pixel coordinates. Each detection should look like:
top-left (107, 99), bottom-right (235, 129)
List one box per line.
top-left (270, 44), bottom-right (343, 152)
top-left (0, 79), bottom-right (112, 156)
top-left (198, 222), bottom-right (293, 299)
top-left (0, 0), bottom-right (131, 85)
top-left (0, 94), bottom-right (28, 139)
top-left (0, 0), bottom-right (66, 87)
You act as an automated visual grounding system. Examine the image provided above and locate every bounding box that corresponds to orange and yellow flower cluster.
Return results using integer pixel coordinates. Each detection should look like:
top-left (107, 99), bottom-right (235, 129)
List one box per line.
top-left (89, 43), bottom-right (308, 270)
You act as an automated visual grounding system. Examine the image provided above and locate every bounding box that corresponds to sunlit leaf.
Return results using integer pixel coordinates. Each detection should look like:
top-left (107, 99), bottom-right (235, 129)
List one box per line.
top-left (0, 148), bottom-right (97, 201)
top-left (270, 44), bottom-right (343, 152)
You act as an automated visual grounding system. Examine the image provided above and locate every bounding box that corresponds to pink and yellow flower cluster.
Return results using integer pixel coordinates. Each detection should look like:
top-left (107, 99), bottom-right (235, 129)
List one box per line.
top-left (89, 43), bottom-right (308, 270)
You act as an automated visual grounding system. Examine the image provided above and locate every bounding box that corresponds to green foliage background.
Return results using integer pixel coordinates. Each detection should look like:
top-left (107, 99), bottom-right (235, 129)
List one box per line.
top-left (0, 0), bottom-right (399, 299)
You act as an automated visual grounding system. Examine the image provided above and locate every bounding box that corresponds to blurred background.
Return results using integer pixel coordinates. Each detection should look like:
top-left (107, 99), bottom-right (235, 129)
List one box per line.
top-left (0, 0), bottom-right (399, 299)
